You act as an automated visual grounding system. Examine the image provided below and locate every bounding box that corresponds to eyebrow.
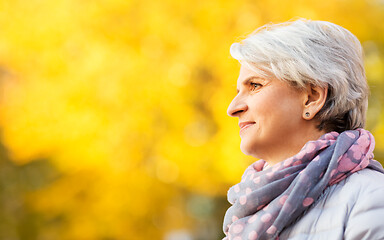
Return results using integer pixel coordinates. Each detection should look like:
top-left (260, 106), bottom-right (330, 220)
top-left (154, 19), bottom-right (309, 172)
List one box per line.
top-left (236, 76), bottom-right (265, 93)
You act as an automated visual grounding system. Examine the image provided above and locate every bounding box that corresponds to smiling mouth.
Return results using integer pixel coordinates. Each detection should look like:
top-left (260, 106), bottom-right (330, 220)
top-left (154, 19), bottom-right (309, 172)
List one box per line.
top-left (239, 121), bottom-right (256, 132)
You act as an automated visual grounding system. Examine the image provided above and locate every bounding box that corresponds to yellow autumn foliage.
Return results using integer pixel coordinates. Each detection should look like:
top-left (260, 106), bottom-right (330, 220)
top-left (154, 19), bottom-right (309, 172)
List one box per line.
top-left (0, 0), bottom-right (383, 239)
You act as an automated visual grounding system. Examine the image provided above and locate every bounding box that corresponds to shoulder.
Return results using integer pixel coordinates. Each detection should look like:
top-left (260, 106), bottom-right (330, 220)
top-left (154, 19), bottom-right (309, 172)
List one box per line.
top-left (343, 168), bottom-right (384, 240)
top-left (327, 167), bottom-right (384, 207)
top-left (279, 168), bottom-right (384, 240)
top-left (344, 167), bottom-right (384, 187)
top-left (338, 167), bottom-right (384, 198)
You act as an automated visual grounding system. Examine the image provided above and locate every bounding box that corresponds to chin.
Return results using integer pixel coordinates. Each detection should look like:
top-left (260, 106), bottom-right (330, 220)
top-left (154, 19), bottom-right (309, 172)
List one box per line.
top-left (240, 138), bottom-right (266, 159)
top-left (240, 141), bottom-right (257, 156)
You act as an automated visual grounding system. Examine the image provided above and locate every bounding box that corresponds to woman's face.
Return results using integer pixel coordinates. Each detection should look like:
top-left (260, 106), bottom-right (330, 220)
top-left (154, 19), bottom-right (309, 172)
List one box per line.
top-left (227, 64), bottom-right (308, 162)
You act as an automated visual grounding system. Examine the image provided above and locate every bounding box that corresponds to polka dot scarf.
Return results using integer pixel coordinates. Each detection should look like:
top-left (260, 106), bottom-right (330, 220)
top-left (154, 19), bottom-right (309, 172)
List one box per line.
top-left (223, 129), bottom-right (384, 240)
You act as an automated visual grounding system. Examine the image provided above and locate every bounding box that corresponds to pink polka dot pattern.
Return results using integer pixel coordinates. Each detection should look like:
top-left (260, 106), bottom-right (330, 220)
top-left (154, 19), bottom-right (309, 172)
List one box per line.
top-left (305, 142), bottom-right (316, 153)
top-left (266, 225), bottom-right (277, 234)
top-left (222, 129), bottom-right (379, 240)
top-left (279, 195), bottom-right (288, 205)
top-left (296, 150), bottom-right (306, 159)
top-left (353, 150), bottom-right (362, 159)
top-left (253, 160), bottom-right (266, 171)
top-left (292, 160), bottom-right (302, 166)
top-left (248, 215), bottom-right (257, 223)
top-left (303, 197), bottom-right (314, 207)
top-left (248, 231), bottom-right (258, 240)
top-left (346, 132), bottom-right (355, 139)
top-left (338, 156), bottom-right (355, 172)
top-left (299, 172), bottom-right (309, 182)
top-left (261, 213), bottom-right (272, 223)
top-left (233, 224), bottom-right (244, 234)
top-left (239, 195), bottom-right (247, 205)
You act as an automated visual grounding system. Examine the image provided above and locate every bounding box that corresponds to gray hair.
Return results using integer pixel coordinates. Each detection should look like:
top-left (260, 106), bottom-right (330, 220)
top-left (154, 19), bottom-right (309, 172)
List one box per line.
top-left (230, 19), bottom-right (368, 133)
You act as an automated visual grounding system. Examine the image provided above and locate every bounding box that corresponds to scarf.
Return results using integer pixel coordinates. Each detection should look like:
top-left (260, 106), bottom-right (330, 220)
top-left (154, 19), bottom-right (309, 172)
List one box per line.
top-left (223, 129), bottom-right (384, 240)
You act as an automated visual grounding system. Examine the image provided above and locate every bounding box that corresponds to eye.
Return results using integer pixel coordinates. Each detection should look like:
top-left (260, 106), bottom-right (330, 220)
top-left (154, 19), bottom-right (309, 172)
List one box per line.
top-left (250, 82), bottom-right (262, 91)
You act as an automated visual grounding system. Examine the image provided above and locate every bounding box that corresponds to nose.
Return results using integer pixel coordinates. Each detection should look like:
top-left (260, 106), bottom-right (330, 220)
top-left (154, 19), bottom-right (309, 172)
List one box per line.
top-left (227, 95), bottom-right (248, 117)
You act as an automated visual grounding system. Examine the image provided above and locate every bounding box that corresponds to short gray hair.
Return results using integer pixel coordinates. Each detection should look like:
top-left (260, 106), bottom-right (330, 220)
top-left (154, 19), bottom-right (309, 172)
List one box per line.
top-left (230, 19), bottom-right (368, 133)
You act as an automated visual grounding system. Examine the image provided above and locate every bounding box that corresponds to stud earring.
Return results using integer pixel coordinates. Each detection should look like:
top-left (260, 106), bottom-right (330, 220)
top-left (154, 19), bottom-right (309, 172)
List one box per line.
top-left (305, 112), bottom-right (310, 117)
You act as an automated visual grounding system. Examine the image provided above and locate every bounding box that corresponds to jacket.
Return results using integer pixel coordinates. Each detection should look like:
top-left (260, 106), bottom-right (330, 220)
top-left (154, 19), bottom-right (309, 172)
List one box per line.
top-left (279, 168), bottom-right (384, 239)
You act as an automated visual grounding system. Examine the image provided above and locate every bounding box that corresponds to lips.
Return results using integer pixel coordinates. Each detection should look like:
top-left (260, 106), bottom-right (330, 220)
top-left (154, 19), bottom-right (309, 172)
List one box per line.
top-left (239, 121), bottom-right (256, 132)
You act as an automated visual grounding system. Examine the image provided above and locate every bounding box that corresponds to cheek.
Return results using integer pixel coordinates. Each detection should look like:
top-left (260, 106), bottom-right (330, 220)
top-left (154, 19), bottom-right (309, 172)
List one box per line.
top-left (262, 95), bottom-right (303, 125)
top-left (258, 96), bottom-right (294, 115)
top-left (248, 84), bottom-right (304, 123)
top-left (274, 100), bottom-right (304, 130)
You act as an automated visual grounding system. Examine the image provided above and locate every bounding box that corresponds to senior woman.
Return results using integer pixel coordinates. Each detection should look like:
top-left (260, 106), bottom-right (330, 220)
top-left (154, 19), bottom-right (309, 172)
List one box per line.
top-left (223, 19), bottom-right (384, 240)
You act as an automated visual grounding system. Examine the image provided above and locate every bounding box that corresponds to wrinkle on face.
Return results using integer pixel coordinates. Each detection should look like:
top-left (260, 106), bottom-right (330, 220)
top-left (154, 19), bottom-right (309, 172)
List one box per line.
top-left (228, 64), bottom-right (317, 164)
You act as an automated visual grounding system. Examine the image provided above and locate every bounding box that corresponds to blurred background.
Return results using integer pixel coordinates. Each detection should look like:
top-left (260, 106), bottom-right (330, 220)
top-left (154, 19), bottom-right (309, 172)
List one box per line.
top-left (0, 0), bottom-right (384, 239)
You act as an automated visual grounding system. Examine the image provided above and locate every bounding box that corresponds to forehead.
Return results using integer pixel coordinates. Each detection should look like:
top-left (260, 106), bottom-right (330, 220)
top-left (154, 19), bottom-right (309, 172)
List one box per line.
top-left (236, 64), bottom-right (302, 92)
top-left (237, 65), bottom-right (270, 85)
top-left (239, 64), bottom-right (260, 77)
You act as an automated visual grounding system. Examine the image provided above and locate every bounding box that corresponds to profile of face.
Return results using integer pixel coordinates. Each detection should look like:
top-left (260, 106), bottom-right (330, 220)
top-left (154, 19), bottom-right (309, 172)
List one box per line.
top-left (227, 64), bottom-right (318, 162)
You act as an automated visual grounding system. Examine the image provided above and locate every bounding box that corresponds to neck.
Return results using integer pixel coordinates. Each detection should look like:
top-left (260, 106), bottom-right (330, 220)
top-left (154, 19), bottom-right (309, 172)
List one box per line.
top-left (259, 127), bottom-right (327, 166)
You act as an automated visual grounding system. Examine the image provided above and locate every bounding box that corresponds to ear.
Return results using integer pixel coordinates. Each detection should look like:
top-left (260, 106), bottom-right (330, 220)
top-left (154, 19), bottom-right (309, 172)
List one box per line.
top-left (302, 84), bottom-right (328, 120)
